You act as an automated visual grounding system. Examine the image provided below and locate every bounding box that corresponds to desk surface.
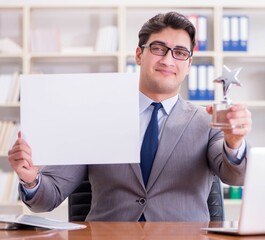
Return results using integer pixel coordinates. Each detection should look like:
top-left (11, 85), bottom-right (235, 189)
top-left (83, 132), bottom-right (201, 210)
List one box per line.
top-left (1, 222), bottom-right (265, 240)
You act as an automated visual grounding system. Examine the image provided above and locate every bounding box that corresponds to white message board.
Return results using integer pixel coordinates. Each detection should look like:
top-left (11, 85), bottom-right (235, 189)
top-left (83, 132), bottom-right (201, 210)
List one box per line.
top-left (20, 73), bottom-right (140, 165)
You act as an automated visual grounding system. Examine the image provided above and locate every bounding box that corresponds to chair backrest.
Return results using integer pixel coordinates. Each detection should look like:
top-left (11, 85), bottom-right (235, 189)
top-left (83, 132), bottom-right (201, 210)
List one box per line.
top-left (68, 180), bottom-right (92, 222)
top-left (68, 175), bottom-right (224, 221)
top-left (207, 175), bottom-right (224, 221)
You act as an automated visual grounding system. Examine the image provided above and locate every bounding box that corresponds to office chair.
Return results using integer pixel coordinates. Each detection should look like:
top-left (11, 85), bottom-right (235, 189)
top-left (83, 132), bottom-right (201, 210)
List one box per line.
top-left (68, 175), bottom-right (224, 221)
top-left (68, 179), bottom-right (92, 221)
top-left (207, 175), bottom-right (224, 221)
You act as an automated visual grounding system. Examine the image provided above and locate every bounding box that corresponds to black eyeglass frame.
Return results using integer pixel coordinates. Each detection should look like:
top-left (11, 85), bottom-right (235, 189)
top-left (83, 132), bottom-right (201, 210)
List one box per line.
top-left (141, 42), bottom-right (192, 61)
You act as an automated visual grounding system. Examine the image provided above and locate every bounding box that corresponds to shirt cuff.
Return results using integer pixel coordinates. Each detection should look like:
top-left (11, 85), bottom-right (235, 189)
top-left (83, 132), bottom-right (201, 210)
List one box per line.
top-left (224, 139), bottom-right (246, 165)
top-left (21, 174), bottom-right (41, 200)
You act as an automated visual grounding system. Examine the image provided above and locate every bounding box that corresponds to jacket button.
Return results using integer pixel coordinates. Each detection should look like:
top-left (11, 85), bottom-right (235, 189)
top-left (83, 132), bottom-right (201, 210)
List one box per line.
top-left (138, 198), bottom-right (146, 205)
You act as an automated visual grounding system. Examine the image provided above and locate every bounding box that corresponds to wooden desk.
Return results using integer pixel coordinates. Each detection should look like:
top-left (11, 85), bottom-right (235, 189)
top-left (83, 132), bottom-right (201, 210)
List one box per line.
top-left (1, 222), bottom-right (265, 240)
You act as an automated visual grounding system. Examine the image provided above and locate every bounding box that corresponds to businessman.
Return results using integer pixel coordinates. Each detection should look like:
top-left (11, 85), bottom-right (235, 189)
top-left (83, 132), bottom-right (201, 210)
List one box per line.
top-left (8, 12), bottom-right (252, 221)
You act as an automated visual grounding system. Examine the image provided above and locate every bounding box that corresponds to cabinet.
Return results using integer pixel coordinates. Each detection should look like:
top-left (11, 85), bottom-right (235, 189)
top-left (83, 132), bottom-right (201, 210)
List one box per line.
top-left (27, 5), bottom-right (121, 74)
top-left (221, 5), bottom-right (265, 147)
top-left (0, 2), bottom-right (265, 221)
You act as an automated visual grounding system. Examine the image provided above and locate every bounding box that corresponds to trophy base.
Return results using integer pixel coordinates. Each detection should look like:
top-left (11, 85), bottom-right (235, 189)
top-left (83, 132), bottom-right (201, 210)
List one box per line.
top-left (210, 102), bottom-right (237, 129)
top-left (209, 122), bottom-right (236, 129)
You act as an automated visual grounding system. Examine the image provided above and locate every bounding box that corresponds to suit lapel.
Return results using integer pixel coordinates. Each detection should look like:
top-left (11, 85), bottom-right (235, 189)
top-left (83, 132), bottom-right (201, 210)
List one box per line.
top-left (130, 163), bottom-right (145, 188)
top-left (146, 97), bottom-right (198, 191)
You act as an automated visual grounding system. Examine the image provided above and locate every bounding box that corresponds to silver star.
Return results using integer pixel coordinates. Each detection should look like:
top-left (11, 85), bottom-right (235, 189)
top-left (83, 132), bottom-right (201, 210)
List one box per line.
top-left (214, 65), bottom-right (243, 102)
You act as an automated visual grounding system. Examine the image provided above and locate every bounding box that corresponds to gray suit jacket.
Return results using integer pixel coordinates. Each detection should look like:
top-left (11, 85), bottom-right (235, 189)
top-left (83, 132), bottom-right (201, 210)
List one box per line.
top-left (21, 97), bottom-right (247, 221)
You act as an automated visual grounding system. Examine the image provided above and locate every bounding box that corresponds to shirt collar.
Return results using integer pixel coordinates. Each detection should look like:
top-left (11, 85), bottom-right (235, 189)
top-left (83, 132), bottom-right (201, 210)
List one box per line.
top-left (139, 91), bottom-right (179, 115)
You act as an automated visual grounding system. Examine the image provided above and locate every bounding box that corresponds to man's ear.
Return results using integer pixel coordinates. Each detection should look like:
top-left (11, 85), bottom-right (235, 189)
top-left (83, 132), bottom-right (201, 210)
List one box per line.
top-left (135, 47), bottom-right (142, 65)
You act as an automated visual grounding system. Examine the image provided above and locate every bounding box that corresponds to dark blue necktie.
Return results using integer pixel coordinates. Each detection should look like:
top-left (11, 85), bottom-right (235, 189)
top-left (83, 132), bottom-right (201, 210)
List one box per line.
top-left (140, 102), bottom-right (163, 187)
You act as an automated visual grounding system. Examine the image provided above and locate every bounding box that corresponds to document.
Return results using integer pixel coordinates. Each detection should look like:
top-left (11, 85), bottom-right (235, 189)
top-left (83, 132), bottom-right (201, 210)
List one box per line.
top-left (20, 73), bottom-right (140, 165)
top-left (0, 214), bottom-right (86, 230)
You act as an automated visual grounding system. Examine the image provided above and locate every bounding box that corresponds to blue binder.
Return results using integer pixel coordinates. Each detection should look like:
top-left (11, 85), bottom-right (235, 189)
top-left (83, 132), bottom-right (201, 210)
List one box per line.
top-left (206, 64), bottom-right (215, 100)
top-left (230, 16), bottom-right (240, 51)
top-left (198, 65), bottom-right (207, 100)
top-left (223, 15), bottom-right (248, 51)
top-left (239, 15), bottom-right (248, 51)
top-left (188, 65), bottom-right (199, 100)
top-left (223, 16), bottom-right (231, 51)
top-left (198, 16), bottom-right (207, 51)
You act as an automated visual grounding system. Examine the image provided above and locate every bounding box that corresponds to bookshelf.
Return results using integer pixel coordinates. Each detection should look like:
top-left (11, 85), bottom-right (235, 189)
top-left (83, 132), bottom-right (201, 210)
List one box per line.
top-left (0, 2), bottom-right (265, 221)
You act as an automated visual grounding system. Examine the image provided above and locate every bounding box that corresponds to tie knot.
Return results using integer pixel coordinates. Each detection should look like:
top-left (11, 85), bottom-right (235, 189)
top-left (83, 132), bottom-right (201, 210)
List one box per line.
top-left (151, 102), bottom-right (163, 111)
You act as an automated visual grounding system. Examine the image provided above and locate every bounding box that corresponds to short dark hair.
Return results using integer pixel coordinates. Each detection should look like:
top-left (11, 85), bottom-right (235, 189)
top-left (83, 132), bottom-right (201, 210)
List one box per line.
top-left (138, 12), bottom-right (196, 55)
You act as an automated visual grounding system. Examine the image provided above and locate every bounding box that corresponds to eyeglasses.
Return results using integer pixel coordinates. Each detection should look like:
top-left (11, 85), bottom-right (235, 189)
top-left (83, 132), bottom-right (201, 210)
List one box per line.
top-left (141, 42), bottom-right (192, 61)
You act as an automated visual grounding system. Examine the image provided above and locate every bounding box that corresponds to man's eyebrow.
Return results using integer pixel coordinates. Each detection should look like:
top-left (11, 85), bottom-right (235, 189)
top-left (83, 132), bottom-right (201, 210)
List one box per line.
top-left (151, 41), bottom-right (190, 51)
top-left (174, 45), bottom-right (190, 51)
top-left (150, 40), bottom-right (166, 45)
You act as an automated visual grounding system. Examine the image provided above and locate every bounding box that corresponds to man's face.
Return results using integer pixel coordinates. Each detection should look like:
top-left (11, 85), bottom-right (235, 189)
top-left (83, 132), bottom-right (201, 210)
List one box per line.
top-left (136, 27), bottom-right (192, 101)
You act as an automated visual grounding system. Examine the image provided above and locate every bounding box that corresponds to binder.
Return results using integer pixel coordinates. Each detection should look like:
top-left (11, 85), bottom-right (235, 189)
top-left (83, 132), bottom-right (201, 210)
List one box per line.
top-left (126, 63), bottom-right (135, 73)
top-left (229, 186), bottom-right (242, 199)
top-left (239, 15), bottom-right (248, 51)
top-left (230, 16), bottom-right (240, 51)
top-left (198, 65), bottom-right (207, 100)
top-left (206, 65), bottom-right (215, 100)
top-left (187, 15), bottom-right (199, 51)
top-left (223, 15), bottom-right (248, 52)
top-left (188, 65), bottom-right (198, 100)
top-left (0, 74), bottom-right (13, 104)
top-left (222, 183), bottom-right (230, 199)
top-left (198, 16), bottom-right (207, 51)
top-left (223, 16), bottom-right (231, 51)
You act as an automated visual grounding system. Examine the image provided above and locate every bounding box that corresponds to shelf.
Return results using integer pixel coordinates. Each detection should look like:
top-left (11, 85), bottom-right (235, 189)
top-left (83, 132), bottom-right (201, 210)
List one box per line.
top-left (189, 100), bottom-right (214, 106)
top-left (29, 52), bottom-right (119, 58)
top-left (0, 201), bottom-right (22, 207)
top-left (223, 199), bottom-right (242, 221)
top-left (245, 101), bottom-right (265, 108)
top-left (0, 54), bottom-right (23, 58)
top-left (184, 101), bottom-right (265, 108)
top-left (224, 199), bottom-right (242, 205)
top-left (0, 6), bottom-right (263, 137)
top-left (222, 52), bottom-right (265, 58)
top-left (0, 104), bottom-right (20, 121)
top-left (0, 2), bottom-right (265, 220)
top-left (0, 156), bottom-right (12, 171)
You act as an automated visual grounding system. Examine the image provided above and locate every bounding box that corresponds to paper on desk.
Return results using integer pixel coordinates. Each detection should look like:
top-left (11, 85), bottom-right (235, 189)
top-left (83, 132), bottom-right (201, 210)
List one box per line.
top-left (20, 73), bottom-right (140, 165)
top-left (0, 214), bottom-right (86, 230)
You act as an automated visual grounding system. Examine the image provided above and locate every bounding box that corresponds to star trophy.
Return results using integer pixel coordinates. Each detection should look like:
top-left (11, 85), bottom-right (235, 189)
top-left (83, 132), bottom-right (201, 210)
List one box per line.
top-left (210, 65), bottom-right (243, 129)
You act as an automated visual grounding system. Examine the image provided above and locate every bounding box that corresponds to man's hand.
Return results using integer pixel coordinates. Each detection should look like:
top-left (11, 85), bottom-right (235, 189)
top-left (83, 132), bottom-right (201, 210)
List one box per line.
top-left (206, 104), bottom-right (252, 149)
top-left (8, 132), bottom-right (39, 186)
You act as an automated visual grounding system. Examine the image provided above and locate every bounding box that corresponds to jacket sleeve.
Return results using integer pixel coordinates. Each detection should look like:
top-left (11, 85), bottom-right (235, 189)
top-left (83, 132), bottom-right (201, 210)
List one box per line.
top-left (207, 127), bottom-right (247, 186)
top-left (20, 165), bottom-right (88, 212)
